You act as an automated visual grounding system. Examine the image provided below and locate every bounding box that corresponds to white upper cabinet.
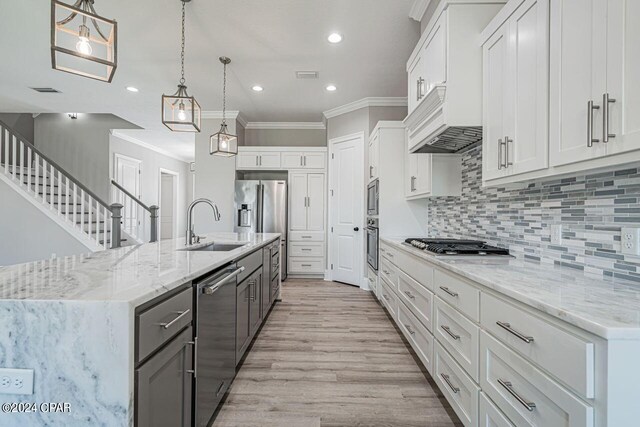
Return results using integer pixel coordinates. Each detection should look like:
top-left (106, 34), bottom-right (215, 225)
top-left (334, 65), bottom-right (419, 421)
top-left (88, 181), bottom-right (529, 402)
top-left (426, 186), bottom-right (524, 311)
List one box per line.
top-left (368, 132), bottom-right (380, 182)
top-left (281, 152), bottom-right (305, 168)
top-left (482, 0), bottom-right (549, 182)
top-left (405, 151), bottom-right (461, 200)
top-left (237, 148), bottom-right (326, 170)
top-left (236, 152), bottom-right (264, 169)
top-left (281, 152), bottom-right (326, 169)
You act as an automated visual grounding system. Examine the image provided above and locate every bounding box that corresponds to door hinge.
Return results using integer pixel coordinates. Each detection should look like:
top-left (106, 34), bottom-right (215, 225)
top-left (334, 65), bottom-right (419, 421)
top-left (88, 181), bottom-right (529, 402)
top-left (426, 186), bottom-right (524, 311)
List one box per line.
top-left (331, 264), bottom-right (334, 270)
top-left (331, 153), bottom-right (334, 159)
top-left (330, 189), bottom-right (334, 196)
top-left (331, 226), bottom-right (334, 232)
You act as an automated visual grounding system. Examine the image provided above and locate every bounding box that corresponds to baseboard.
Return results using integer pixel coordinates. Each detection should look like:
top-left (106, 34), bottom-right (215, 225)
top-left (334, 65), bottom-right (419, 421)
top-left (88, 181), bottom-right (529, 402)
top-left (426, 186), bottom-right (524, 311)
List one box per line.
top-left (360, 275), bottom-right (371, 291)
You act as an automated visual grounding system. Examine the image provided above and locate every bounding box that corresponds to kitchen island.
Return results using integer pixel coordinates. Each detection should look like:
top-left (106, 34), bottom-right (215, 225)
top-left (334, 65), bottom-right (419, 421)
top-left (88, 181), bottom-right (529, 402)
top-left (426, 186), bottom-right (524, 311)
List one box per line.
top-left (0, 232), bottom-right (281, 427)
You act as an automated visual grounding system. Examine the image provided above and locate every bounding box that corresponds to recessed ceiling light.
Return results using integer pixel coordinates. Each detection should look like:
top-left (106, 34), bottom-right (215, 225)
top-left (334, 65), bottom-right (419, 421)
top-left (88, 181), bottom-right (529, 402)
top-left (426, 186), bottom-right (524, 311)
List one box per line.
top-left (326, 84), bottom-right (337, 92)
top-left (252, 85), bottom-right (264, 92)
top-left (327, 33), bottom-right (343, 44)
top-left (126, 86), bottom-right (139, 92)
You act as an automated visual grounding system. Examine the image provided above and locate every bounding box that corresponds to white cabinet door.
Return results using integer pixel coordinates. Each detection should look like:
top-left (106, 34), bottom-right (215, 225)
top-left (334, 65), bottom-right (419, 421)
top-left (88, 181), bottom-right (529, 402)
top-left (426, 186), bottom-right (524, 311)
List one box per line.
top-left (289, 172), bottom-right (308, 231)
top-left (482, 23), bottom-right (509, 181)
top-left (405, 152), bottom-right (431, 199)
top-left (368, 133), bottom-right (379, 181)
top-left (306, 173), bottom-right (325, 231)
top-left (549, 0), bottom-right (607, 167)
top-left (282, 152), bottom-right (304, 168)
top-left (302, 152), bottom-right (326, 169)
top-left (604, 0), bottom-right (640, 156)
top-left (421, 11), bottom-right (447, 95)
top-left (258, 152), bottom-right (281, 169)
top-left (408, 54), bottom-right (424, 115)
top-left (505, 0), bottom-right (549, 176)
top-left (236, 153), bottom-right (260, 169)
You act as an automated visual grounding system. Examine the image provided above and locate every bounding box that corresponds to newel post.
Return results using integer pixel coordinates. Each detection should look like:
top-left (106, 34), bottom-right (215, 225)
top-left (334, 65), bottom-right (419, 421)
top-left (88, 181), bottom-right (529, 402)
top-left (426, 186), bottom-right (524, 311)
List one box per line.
top-left (110, 203), bottom-right (123, 249)
top-left (149, 205), bottom-right (159, 243)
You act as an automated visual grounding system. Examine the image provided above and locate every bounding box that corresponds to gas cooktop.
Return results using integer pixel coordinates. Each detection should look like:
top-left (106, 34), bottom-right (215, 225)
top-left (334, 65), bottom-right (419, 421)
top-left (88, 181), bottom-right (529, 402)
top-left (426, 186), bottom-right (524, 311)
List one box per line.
top-left (404, 238), bottom-right (510, 256)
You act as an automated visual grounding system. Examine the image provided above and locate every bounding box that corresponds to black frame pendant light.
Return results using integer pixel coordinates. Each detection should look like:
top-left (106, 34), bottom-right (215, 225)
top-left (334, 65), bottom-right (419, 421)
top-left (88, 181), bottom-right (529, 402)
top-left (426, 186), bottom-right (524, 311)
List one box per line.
top-left (51, 0), bottom-right (117, 82)
top-left (210, 57), bottom-right (238, 157)
top-left (161, 0), bottom-right (201, 133)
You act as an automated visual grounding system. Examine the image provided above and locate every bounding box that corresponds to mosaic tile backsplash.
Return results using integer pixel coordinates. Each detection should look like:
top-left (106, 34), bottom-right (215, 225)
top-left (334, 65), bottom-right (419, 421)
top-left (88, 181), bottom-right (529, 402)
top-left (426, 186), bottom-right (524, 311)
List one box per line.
top-left (427, 146), bottom-right (640, 283)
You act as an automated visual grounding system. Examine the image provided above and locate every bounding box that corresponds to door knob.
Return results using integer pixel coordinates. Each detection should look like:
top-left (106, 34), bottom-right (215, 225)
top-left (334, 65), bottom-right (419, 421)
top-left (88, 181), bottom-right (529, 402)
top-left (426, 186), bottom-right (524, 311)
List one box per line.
top-left (354, 227), bottom-right (359, 231)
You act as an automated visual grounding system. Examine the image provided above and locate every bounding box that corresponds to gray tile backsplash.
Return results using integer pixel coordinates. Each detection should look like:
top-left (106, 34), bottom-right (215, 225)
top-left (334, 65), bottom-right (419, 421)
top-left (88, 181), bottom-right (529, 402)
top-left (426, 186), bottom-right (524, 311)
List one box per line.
top-left (427, 146), bottom-right (640, 282)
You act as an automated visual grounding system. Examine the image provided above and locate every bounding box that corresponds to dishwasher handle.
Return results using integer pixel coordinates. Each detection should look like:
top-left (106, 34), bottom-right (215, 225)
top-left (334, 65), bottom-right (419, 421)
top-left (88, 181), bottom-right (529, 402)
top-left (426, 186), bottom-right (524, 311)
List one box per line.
top-left (203, 266), bottom-right (245, 295)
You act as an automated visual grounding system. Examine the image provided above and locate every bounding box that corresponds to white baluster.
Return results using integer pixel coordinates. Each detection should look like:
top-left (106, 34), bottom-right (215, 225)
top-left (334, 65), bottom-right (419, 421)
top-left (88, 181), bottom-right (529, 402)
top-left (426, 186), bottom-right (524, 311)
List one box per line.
top-left (34, 153), bottom-right (39, 199)
top-left (11, 136), bottom-right (16, 179)
top-left (73, 183), bottom-right (78, 228)
top-left (3, 129), bottom-right (8, 175)
top-left (65, 177), bottom-right (70, 222)
top-left (95, 203), bottom-right (101, 247)
top-left (103, 205), bottom-right (108, 249)
top-left (18, 140), bottom-right (23, 185)
top-left (49, 164), bottom-right (54, 208)
top-left (56, 170), bottom-right (62, 216)
top-left (26, 147), bottom-right (32, 191)
top-left (80, 189), bottom-right (85, 235)
top-left (41, 160), bottom-right (48, 203)
top-left (87, 196), bottom-right (93, 243)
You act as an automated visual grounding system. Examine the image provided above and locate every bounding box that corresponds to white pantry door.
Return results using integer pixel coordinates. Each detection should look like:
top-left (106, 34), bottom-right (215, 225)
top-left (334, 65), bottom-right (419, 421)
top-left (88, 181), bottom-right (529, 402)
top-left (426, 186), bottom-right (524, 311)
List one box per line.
top-left (114, 154), bottom-right (142, 238)
top-left (329, 133), bottom-right (364, 286)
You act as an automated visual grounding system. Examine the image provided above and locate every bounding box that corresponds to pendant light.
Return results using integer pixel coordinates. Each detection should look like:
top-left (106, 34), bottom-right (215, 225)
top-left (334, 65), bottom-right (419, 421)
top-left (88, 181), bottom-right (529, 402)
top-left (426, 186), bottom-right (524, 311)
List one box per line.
top-left (161, 0), bottom-right (201, 133)
top-left (210, 57), bottom-right (238, 157)
top-left (51, 0), bottom-right (117, 82)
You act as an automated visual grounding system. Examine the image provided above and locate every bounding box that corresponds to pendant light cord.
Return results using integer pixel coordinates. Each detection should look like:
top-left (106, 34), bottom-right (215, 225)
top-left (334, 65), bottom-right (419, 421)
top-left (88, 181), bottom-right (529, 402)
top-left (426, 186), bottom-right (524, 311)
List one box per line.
top-left (180, 0), bottom-right (186, 86)
top-left (222, 61), bottom-right (227, 124)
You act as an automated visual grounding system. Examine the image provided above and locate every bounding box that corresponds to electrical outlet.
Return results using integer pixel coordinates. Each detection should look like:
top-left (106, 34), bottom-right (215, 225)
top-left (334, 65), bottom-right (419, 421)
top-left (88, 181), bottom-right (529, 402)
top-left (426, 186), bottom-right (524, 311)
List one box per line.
top-left (0, 368), bottom-right (33, 395)
top-left (621, 228), bottom-right (640, 256)
top-left (551, 224), bottom-right (563, 245)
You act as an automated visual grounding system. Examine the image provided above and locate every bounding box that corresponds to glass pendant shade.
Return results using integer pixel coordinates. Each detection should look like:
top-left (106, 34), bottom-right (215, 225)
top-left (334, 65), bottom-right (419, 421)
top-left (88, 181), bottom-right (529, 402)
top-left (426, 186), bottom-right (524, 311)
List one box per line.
top-left (162, 85), bottom-right (201, 132)
top-left (210, 123), bottom-right (238, 157)
top-left (51, 0), bottom-right (117, 82)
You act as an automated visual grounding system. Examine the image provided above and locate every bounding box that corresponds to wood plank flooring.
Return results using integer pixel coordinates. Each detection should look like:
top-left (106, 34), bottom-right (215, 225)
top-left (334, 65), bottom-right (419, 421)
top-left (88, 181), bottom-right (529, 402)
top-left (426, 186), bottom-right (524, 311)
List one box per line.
top-left (213, 279), bottom-right (462, 427)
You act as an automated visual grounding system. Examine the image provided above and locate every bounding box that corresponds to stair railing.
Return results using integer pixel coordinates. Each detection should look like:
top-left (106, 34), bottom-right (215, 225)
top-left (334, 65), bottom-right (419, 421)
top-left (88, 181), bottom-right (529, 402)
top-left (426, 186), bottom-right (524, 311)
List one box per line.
top-left (0, 119), bottom-right (124, 249)
top-left (111, 180), bottom-right (159, 243)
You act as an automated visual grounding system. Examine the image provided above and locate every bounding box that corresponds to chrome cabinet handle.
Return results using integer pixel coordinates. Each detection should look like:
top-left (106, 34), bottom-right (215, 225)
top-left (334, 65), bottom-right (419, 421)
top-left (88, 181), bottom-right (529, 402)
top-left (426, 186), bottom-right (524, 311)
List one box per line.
top-left (300, 156), bottom-right (303, 166)
top-left (404, 290), bottom-right (416, 300)
top-left (498, 138), bottom-right (503, 170)
top-left (439, 286), bottom-right (458, 297)
top-left (383, 269), bottom-right (391, 275)
top-left (204, 267), bottom-right (245, 295)
top-left (410, 176), bottom-right (416, 192)
top-left (303, 155), bottom-right (307, 166)
top-left (441, 325), bottom-right (460, 340)
top-left (418, 77), bottom-right (425, 100)
top-left (504, 136), bottom-right (513, 167)
top-left (404, 324), bottom-right (415, 335)
top-left (249, 279), bottom-right (257, 301)
top-left (587, 100), bottom-right (601, 147)
top-left (369, 165), bottom-right (373, 178)
top-left (496, 321), bottom-right (534, 343)
top-left (160, 309), bottom-right (191, 329)
top-left (416, 79), bottom-right (421, 101)
top-left (498, 379), bottom-right (536, 412)
top-left (603, 93), bottom-right (616, 143)
top-left (440, 373), bottom-right (459, 394)
top-left (187, 338), bottom-right (197, 377)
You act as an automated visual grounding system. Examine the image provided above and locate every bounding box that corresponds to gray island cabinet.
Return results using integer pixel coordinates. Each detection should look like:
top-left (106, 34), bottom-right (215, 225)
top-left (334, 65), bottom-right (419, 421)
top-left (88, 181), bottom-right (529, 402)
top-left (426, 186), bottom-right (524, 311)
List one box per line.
top-left (0, 232), bottom-right (281, 427)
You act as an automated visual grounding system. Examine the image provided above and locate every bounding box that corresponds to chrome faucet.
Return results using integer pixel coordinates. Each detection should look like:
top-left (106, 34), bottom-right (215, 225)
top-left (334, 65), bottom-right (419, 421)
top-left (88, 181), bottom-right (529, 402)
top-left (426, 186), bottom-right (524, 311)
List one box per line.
top-left (186, 198), bottom-right (221, 245)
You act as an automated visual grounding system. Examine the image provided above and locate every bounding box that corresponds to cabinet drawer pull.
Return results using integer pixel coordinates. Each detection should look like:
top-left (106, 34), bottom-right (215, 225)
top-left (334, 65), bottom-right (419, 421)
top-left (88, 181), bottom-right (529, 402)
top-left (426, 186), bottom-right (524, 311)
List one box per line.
top-left (498, 138), bottom-right (504, 170)
top-left (404, 290), bottom-right (416, 300)
top-left (496, 321), bottom-right (534, 343)
top-left (410, 176), bottom-right (416, 192)
top-left (383, 293), bottom-right (391, 302)
top-left (216, 380), bottom-right (226, 397)
top-left (301, 235), bottom-right (312, 239)
top-left (498, 379), bottom-right (536, 412)
top-left (440, 325), bottom-right (460, 340)
top-left (383, 269), bottom-right (391, 275)
top-left (587, 100), bottom-right (601, 147)
top-left (159, 309), bottom-right (191, 329)
top-left (301, 264), bottom-right (312, 267)
top-left (404, 323), bottom-right (415, 335)
top-left (603, 93), bottom-right (616, 143)
top-left (440, 373), bottom-right (459, 394)
top-left (439, 286), bottom-right (458, 297)
top-left (301, 248), bottom-right (312, 251)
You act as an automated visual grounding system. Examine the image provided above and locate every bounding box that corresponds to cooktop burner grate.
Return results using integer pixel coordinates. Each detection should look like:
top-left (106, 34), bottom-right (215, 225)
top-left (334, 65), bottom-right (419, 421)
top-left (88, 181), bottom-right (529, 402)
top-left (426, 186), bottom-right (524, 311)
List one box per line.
top-left (404, 238), bottom-right (510, 256)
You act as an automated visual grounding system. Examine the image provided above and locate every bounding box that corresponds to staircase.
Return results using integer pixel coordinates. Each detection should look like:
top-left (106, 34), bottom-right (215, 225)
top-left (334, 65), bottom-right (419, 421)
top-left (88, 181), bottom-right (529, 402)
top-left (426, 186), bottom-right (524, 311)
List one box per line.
top-left (0, 119), bottom-right (158, 253)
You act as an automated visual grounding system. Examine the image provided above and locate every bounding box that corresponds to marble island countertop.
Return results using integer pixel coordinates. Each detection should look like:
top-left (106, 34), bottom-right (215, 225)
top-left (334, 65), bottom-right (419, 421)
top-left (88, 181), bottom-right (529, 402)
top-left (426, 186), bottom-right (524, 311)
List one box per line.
top-left (0, 232), bottom-right (281, 306)
top-left (381, 237), bottom-right (640, 340)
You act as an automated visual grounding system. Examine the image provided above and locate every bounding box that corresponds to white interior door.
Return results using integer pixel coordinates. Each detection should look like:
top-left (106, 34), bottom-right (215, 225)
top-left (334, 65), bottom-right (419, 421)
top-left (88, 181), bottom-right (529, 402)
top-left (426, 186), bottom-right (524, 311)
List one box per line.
top-left (329, 133), bottom-right (364, 286)
top-left (160, 171), bottom-right (177, 240)
top-left (114, 154), bottom-right (142, 238)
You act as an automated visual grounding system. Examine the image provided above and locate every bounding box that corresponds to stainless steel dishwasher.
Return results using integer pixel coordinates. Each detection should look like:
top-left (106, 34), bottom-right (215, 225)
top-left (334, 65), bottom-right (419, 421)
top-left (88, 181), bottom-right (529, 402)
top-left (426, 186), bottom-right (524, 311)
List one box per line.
top-left (193, 263), bottom-right (245, 427)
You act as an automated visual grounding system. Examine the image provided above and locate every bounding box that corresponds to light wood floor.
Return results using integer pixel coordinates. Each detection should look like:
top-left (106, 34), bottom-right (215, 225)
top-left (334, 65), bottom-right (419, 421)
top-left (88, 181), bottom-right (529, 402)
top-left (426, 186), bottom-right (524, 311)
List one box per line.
top-left (213, 279), bottom-right (462, 427)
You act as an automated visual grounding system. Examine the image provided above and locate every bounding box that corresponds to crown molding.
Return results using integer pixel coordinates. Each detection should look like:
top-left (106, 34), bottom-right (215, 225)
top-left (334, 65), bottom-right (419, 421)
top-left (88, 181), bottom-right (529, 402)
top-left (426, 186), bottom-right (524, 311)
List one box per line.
top-left (409, 0), bottom-right (431, 21)
top-left (110, 130), bottom-right (190, 163)
top-left (201, 110), bottom-right (248, 127)
top-left (323, 97), bottom-right (408, 119)
top-left (245, 122), bottom-right (326, 130)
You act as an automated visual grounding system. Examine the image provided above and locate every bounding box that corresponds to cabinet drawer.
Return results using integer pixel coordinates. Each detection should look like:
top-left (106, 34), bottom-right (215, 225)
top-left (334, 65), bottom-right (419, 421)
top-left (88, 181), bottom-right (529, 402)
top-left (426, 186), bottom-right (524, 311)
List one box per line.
top-left (398, 269), bottom-right (434, 332)
top-left (434, 342), bottom-right (480, 427)
top-left (290, 242), bottom-right (324, 257)
top-left (481, 293), bottom-right (594, 398)
top-left (380, 242), bottom-right (398, 261)
top-left (435, 297), bottom-right (480, 381)
top-left (237, 249), bottom-right (263, 283)
top-left (434, 269), bottom-right (480, 321)
top-left (379, 256), bottom-right (398, 290)
top-left (379, 278), bottom-right (398, 321)
top-left (290, 231), bottom-right (325, 242)
top-left (480, 332), bottom-right (594, 427)
top-left (289, 257), bottom-right (324, 273)
top-left (480, 392), bottom-right (514, 427)
top-left (137, 287), bottom-right (193, 363)
top-left (398, 300), bottom-right (434, 374)
top-left (395, 249), bottom-right (434, 292)
top-left (367, 266), bottom-right (378, 296)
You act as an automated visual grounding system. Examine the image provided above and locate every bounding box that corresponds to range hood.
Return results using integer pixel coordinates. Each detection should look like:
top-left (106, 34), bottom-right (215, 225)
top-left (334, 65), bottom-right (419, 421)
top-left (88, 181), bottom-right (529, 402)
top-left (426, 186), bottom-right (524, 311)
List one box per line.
top-left (412, 126), bottom-right (482, 154)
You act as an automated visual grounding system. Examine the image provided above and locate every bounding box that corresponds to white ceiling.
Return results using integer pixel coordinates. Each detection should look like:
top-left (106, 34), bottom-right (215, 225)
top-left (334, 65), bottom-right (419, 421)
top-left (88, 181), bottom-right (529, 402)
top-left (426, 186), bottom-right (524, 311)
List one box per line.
top-left (0, 0), bottom-right (419, 160)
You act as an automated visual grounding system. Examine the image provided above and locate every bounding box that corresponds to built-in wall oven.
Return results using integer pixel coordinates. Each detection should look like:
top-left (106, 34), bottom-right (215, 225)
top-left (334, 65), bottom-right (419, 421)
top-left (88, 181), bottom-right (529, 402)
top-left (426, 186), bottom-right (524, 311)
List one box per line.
top-left (367, 179), bottom-right (379, 216)
top-left (366, 217), bottom-right (379, 271)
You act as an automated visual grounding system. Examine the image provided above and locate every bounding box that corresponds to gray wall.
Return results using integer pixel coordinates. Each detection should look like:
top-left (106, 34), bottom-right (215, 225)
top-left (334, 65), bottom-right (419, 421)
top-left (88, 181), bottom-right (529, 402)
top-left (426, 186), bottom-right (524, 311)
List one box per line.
top-left (369, 106), bottom-right (408, 133)
top-left (109, 135), bottom-right (192, 237)
top-left (420, 0), bottom-right (441, 33)
top-left (34, 114), bottom-right (139, 201)
top-left (244, 128), bottom-right (327, 147)
top-left (0, 113), bottom-right (34, 142)
top-left (194, 118), bottom-right (237, 233)
top-left (0, 178), bottom-right (88, 266)
top-left (236, 120), bottom-right (246, 147)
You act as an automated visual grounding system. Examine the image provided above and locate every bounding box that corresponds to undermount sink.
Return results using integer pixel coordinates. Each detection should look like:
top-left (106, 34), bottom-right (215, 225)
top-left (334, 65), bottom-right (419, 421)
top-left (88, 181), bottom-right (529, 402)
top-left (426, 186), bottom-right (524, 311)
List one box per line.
top-left (180, 243), bottom-right (246, 252)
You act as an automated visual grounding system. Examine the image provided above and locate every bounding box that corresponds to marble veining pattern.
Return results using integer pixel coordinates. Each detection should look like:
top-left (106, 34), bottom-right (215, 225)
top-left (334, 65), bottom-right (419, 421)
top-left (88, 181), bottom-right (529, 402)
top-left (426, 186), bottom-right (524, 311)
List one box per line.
top-left (382, 238), bottom-right (640, 339)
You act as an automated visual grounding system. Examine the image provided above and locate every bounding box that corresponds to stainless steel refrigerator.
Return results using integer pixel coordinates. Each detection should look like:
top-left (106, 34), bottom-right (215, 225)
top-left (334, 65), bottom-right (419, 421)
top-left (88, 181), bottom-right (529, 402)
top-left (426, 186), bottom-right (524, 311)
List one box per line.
top-left (234, 180), bottom-right (287, 280)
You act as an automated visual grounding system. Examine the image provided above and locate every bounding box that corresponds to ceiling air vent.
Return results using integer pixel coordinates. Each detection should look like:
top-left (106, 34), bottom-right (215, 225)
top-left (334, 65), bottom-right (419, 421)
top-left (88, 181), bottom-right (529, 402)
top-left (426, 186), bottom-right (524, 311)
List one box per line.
top-left (295, 71), bottom-right (319, 79)
top-left (30, 87), bottom-right (62, 93)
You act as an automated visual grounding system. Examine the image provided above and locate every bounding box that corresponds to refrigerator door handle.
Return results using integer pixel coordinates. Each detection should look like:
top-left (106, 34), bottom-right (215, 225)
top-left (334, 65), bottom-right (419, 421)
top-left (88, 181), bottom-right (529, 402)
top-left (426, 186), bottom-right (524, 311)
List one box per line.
top-left (256, 184), bottom-right (264, 232)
